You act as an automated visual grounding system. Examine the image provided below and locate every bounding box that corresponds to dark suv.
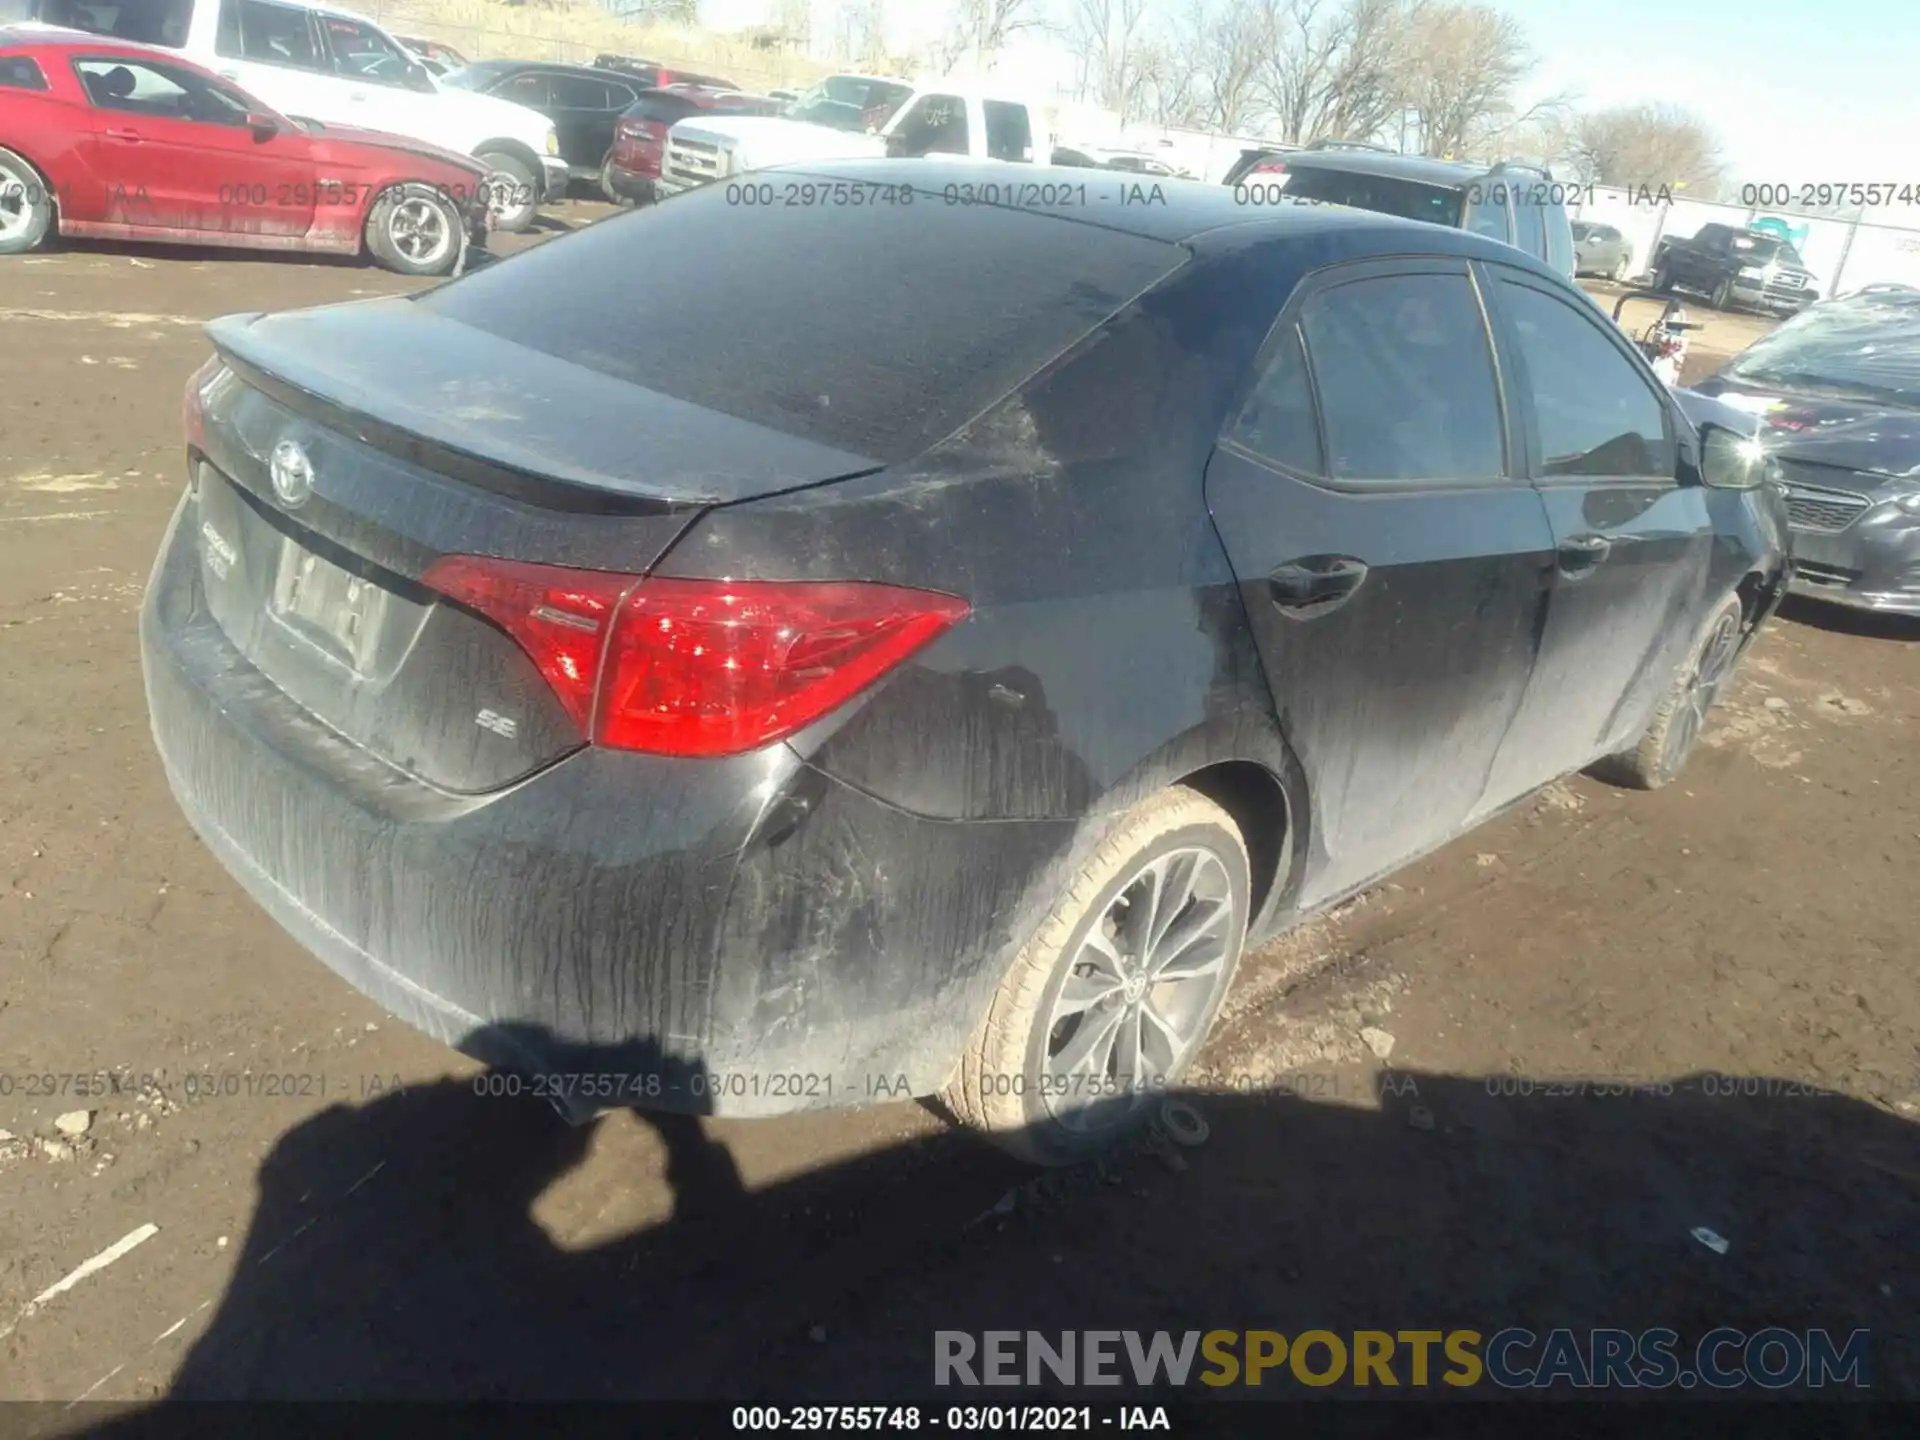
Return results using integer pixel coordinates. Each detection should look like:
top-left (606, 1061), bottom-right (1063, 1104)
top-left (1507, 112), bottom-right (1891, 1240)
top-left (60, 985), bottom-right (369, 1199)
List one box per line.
top-left (1226, 145), bottom-right (1577, 280)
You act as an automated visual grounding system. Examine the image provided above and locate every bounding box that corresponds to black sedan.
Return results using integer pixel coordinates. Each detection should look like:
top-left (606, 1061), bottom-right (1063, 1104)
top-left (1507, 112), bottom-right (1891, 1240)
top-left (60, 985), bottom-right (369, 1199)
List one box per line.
top-left (441, 60), bottom-right (655, 182)
top-left (1689, 290), bottom-right (1920, 617)
top-left (142, 162), bottom-right (1791, 1165)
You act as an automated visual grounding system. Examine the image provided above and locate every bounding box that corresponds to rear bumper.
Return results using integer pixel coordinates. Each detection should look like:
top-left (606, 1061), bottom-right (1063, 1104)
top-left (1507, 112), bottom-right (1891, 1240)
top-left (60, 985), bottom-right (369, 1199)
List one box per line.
top-left (1786, 508), bottom-right (1920, 614)
top-left (140, 485), bottom-right (1072, 1115)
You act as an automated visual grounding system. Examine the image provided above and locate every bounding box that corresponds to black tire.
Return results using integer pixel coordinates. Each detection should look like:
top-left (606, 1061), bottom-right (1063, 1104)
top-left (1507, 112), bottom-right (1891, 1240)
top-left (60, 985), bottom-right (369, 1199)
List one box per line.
top-left (1711, 277), bottom-right (1735, 310)
top-left (1613, 254), bottom-right (1631, 282)
top-left (1652, 256), bottom-right (1674, 292)
top-left (1591, 593), bottom-right (1746, 791)
top-left (363, 184), bottom-right (463, 276)
top-left (598, 152), bottom-right (630, 206)
top-left (0, 145), bottom-right (55, 256)
top-left (476, 150), bottom-right (538, 233)
top-left (941, 786), bottom-right (1251, 1166)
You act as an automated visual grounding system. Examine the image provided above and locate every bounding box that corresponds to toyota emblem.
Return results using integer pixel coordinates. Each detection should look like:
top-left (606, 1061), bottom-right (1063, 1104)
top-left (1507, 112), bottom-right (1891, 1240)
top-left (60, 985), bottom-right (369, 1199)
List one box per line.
top-left (269, 439), bottom-right (314, 508)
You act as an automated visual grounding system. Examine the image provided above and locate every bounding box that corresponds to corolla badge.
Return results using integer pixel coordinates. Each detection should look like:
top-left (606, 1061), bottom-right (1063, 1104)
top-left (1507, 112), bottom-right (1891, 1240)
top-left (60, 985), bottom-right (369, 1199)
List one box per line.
top-left (269, 439), bottom-right (314, 508)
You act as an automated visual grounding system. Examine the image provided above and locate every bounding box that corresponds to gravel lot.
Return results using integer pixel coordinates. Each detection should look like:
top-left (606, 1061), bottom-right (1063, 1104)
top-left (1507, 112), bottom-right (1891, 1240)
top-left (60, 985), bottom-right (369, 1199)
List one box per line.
top-left (2, 208), bottom-right (1916, 1410)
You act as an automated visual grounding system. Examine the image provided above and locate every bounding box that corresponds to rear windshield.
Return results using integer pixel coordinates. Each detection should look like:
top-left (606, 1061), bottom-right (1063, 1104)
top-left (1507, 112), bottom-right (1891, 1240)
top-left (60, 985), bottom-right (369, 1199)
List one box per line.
top-left (628, 93), bottom-right (698, 123)
top-left (1265, 165), bottom-right (1463, 228)
top-left (416, 179), bottom-right (1187, 461)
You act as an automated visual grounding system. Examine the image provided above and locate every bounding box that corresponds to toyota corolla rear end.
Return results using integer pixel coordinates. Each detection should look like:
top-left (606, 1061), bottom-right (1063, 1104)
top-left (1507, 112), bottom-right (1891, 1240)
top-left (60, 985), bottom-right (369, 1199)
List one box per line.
top-left (140, 170), bottom-right (1190, 1117)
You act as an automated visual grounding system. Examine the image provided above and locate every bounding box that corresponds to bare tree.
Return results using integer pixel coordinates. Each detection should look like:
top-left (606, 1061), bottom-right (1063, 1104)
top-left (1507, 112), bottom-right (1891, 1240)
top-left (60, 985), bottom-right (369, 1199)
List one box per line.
top-left (1398, 2), bottom-right (1557, 158)
top-left (929, 0), bottom-right (1043, 73)
top-left (1255, 0), bottom-right (1429, 146)
top-left (1571, 103), bottom-right (1726, 199)
top-left (1174, 0), bottom-right (1270, 134)
top-left (1069, 0), bottom-right (1154, 113)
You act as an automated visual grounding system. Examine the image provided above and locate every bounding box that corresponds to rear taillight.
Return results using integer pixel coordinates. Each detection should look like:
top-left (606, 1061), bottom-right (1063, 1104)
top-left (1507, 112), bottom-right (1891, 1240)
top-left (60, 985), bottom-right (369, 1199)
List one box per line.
top-left (1250, 159), bottom-right (1288, 175)
top-left (422, 558), bottom-right (970, 759)
top-left (616, 117), bottom-right (643, 140)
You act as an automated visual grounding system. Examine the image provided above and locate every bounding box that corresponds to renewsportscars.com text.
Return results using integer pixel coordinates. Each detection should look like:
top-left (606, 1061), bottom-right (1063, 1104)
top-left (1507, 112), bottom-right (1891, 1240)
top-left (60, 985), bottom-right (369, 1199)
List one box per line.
top-left (934, 1328), bottom-right (1870, 1390)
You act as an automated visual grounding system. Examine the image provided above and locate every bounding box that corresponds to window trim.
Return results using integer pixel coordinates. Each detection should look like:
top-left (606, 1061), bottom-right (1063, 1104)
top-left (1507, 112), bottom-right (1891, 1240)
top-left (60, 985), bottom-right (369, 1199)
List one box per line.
top-left (217, 0), bottom-right (328, 74)
top-left (313, 10), bottom-right (416, 89)
top-left (0, 55), bottom-right (50, 90)
top-left (1478, 260), bottom-right (1680, 490)
top-left (1223, 254), bottom-right (1520, 495)
top-left (68, 52), bottom-right (251, 125)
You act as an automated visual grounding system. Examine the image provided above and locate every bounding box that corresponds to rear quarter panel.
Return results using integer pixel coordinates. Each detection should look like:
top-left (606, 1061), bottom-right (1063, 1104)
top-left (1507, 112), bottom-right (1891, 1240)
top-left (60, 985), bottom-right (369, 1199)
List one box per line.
top-left (0, 51), bottom-right (104, 221)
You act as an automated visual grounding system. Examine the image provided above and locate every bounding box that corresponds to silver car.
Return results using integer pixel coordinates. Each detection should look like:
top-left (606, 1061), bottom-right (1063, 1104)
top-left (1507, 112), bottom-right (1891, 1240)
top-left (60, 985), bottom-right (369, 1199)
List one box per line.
top-left (1688, 291), bottom-right (1920, 617)
top-left (1573, 220), bottom-right (1634, 281)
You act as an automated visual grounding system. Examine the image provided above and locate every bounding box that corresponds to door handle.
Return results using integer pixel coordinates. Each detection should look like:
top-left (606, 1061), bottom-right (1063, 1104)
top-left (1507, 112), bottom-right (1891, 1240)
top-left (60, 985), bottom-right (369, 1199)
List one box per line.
top-left (103, 127), bottom-right (143, 142)
top-left (1557, 533), bottom-right (1612, 579)
top-left (1268, 555), bottom-right (1369, 616)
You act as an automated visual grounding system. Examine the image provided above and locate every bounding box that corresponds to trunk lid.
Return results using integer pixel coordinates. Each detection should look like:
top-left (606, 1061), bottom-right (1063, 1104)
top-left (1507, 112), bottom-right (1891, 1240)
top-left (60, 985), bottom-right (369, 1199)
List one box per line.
top-left (191, 304), bottom-right (882, 793)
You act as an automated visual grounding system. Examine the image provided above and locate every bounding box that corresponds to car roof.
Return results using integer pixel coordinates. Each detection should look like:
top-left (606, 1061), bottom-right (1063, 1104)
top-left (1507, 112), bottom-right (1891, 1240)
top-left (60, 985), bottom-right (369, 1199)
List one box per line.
top-left (452, 58), bottom-right (638, 80)
top-left (764, 158), bottom-right (1568, 269)
top-left (1278, 150), bottom-right (1503, 188)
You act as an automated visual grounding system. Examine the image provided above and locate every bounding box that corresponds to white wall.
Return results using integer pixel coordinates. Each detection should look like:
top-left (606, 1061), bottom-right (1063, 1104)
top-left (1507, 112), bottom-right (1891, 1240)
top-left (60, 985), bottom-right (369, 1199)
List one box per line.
top-left (1567, 187), bottom-right (1920, 295)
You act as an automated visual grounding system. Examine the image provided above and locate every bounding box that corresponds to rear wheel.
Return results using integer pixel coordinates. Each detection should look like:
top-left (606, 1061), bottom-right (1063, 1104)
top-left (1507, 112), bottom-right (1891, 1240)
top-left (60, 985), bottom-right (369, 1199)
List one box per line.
top-left (1613, 254), bottom-right (1631, 282)
top-left (0, 146), bottom-right (55, 256)
top-left (1592, 593), bottom-right (1745, 791)
top-left (476, 150), bottom-right (538, 233)
top-left (599, 152), bottom-right (630, 206)
top-left (364, 184), bottom-right (462, 276)
top-left (942, 787), bottom-right (1251, 1166)
top-left (1711, 276), bottom-right (1735, 310)
top-left (1652, 255), bottom-right (1674, 292)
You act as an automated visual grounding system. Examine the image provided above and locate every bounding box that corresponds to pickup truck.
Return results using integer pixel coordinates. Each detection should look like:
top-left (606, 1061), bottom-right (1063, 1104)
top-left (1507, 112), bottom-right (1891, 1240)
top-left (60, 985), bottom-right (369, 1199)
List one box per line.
top-left (658, 74), bottom-right (1050, 194)
top-left (1650, 222), bottom-right (1820, 316)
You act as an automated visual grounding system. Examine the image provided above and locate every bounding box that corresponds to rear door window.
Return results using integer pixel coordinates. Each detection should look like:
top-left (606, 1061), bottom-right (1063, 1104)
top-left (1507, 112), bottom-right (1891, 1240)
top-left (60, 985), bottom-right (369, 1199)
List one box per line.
top-left (416, 180), bottom-right (1187, 462)
top-left (1229, 323), bottom-right (1323, 475)
top-left (495, 71), bottom-right (549, 106)
top-left (1297, 270), bottom-right (1506, 484)
top-left (548, 73), bottom-right (617, 109)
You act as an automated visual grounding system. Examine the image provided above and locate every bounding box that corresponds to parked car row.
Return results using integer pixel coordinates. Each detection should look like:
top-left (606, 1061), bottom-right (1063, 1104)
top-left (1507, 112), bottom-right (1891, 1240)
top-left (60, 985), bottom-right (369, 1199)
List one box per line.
top-left (1, 26), bottom-right (491, 273)
top-left (138, 159), bottom-right (1798, 1166)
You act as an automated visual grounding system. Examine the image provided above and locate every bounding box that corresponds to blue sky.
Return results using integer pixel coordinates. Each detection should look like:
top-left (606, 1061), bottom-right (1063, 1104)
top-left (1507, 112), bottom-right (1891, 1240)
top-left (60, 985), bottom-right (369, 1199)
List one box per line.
top-left (704, 0), bottom-right (1910, 184)
top-left (1509, 0), bottom-right (1915, 184)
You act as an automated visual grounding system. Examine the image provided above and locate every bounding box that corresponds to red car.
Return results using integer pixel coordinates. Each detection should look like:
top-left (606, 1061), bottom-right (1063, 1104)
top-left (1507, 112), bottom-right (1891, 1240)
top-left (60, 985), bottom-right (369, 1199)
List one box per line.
top-left (0, 28), bottom-right (493, 275)
top-left (602, 84), bottom-right (781, 205)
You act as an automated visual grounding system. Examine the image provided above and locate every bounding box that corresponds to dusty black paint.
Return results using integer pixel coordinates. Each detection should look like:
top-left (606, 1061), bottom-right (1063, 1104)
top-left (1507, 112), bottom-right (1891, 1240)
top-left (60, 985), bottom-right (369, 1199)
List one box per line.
top-left (141, 164), bottom-right (1792, 1116)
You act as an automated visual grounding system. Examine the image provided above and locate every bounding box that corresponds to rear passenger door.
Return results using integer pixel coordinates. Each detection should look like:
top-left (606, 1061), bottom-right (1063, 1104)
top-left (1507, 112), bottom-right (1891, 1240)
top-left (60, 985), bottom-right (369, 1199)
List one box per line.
top-left (1202, 259), bottom-right (1558, 907)
top-left (543, 72), bottom-right (626, 168)
top-left (1476, 262), bottom-right (1712, 794)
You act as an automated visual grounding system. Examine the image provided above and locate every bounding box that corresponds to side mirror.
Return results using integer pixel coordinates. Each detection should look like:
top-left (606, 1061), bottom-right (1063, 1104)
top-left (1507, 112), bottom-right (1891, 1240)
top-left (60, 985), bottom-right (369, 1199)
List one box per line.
top-left (245, 112), bottom-right (279, 140)
top-left (404, 62), bottom-right (437, 93)
top-left (1698, 423), bottom-right (1772, 490)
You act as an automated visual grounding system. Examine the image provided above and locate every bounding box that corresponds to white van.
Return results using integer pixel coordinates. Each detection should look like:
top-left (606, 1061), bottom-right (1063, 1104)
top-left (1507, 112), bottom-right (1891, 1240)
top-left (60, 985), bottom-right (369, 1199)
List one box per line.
top-left (23, 0), bottom-right (564, 228)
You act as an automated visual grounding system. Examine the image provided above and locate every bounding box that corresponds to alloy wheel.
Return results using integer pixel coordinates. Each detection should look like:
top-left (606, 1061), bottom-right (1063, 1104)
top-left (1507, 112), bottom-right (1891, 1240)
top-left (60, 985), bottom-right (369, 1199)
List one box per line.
top-left (1041, 845), bottom-right (1236, 1133)
top-left (1664, 608), bottom-right (1742, 770)
top-left (387, 194), bottom-right (452, 268)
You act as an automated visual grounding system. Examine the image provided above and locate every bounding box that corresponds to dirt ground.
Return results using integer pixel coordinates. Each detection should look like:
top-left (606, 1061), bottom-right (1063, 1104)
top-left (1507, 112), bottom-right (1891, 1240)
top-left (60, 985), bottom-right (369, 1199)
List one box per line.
top-left (1, 210), bottom-right (1916, 1417)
